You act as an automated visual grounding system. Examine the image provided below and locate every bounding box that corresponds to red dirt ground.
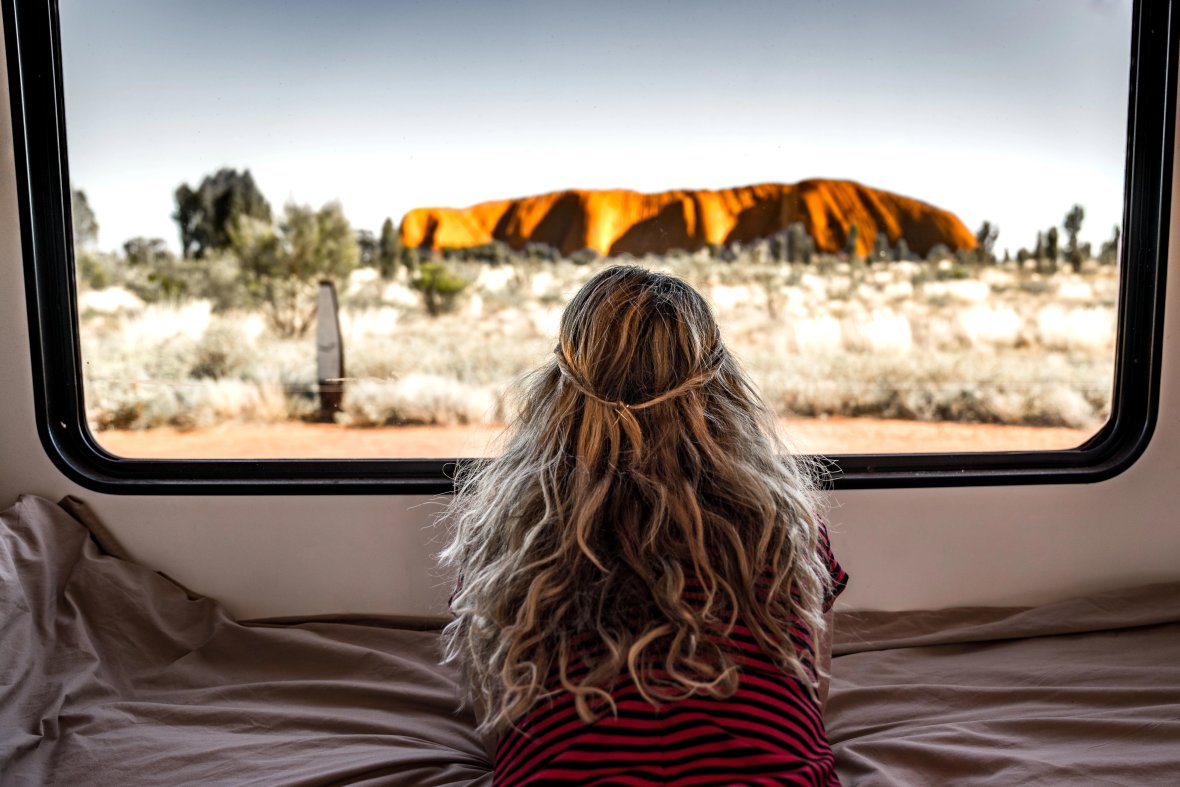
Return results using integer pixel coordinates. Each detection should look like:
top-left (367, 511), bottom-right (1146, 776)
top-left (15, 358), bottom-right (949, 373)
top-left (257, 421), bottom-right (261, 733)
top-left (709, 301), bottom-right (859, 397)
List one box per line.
top-left (94, 417), bottom-right (1093, 460)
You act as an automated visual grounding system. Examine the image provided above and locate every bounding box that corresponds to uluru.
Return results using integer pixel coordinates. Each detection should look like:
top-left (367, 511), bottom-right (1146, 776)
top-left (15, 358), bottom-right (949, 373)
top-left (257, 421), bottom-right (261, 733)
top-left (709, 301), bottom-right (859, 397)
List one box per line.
top-left (400, 179), bottom-right (976, 259)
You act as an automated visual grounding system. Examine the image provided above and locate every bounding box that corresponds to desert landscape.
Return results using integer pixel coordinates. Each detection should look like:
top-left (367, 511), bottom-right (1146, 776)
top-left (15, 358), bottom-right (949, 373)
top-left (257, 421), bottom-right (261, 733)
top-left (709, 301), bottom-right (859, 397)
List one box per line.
top-left (74, 177), bottom-right (1117, 460)
top-left (80, 260), bottom-right (1115, 458)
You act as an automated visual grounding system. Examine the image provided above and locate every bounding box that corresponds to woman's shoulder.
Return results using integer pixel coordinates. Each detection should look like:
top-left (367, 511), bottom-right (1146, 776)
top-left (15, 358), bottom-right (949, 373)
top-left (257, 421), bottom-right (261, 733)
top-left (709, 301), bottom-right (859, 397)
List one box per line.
top-left (818, 519), bottom-right (850, 611)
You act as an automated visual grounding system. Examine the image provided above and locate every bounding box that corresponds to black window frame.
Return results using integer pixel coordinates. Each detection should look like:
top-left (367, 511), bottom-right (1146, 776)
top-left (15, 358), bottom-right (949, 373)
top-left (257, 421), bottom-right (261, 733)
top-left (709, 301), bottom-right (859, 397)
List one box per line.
top-left (3, 0), bottom-right (1176, 495)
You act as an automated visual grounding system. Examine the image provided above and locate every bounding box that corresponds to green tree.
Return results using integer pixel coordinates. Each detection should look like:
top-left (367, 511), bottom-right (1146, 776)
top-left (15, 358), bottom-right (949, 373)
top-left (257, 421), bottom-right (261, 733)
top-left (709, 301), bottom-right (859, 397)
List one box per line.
top-left (232, 201), bottom-right (360, 336)
top-left (70, 188), bottom-right (106, 289)
top-left (174, 168), bottom-right (272, 259)
top-left (1045, 226), bottom-right (1059, 260)
top-left (71, 189), bottom-right (99, 249)
top-left (1063, 204), bottom-right (1086, 269)
top-left (974, 221), bottom-right (999, 263)
top-left (378, 217), bottom-right (402, 277)
top-left (780, 223), bottom-right (811, 263)
top-left (844, 222), bottom-right (861, 262)
top-left (356, 230), bottom-right (379, 268)
top-left (123, 236), bottom-right (171, 267)
top-left (893, 237), bottom-right (911, 262)
top-left (1099, 225), bottom-right (1122, 265)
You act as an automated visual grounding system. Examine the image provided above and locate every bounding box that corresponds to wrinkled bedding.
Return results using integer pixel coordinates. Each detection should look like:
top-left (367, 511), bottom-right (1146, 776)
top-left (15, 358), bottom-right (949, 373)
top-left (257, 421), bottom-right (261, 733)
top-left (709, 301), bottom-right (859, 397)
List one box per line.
top-left (828, 582), bottom-right (1180, 785)
top-left (0, 496), bottom-right (491, 786)
top-left (2, 494), bottom-right (1178, 786)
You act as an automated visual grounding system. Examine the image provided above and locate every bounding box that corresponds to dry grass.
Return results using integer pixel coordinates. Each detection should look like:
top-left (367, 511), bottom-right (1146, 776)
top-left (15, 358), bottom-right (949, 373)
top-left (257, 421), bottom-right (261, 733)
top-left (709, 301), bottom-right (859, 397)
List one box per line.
top-left (78, 255), bottom-right (1117, 432)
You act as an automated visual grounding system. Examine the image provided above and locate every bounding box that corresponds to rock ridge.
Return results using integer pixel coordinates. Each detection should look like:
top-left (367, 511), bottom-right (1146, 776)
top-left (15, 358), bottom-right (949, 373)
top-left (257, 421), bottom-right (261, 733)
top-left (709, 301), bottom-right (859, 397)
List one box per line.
top-left (400, 179), bottom-right (976, 258)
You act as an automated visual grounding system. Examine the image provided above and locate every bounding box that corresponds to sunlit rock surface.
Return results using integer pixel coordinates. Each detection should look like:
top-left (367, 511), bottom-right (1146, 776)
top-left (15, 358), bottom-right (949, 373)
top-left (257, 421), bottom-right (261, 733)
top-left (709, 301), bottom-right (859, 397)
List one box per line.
top-left (400, 179), bottom-right (977, 258)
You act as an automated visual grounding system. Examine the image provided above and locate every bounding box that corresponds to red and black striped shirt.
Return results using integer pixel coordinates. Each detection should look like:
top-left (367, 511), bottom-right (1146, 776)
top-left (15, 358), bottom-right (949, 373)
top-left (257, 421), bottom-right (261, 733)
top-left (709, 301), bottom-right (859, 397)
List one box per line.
top-left (493, 527), bottom-right (849, 785)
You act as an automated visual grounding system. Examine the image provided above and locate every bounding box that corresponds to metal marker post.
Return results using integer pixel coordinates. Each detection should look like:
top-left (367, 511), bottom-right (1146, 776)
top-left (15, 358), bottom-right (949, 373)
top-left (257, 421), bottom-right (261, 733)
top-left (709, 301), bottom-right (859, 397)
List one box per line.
top-left (316, 280), bottom-right (345, 421)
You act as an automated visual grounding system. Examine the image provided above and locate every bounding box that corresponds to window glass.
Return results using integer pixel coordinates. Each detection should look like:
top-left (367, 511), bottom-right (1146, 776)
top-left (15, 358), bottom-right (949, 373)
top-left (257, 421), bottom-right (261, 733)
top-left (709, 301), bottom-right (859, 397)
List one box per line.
top-left (60, 0), bottom-right (1131, 459)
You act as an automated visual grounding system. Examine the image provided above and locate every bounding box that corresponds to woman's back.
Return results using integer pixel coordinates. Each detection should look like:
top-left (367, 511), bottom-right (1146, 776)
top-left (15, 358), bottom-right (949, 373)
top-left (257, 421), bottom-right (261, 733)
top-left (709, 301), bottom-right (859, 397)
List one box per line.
top-left (495, 528), bottom-right (848, 786)
top-left (442, 266), bottom-right (848, 785)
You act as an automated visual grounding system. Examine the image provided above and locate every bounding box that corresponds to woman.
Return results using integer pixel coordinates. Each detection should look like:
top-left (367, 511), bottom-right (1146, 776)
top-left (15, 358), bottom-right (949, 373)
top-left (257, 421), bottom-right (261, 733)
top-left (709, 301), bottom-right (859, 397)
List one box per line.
top-left (443, 266), bottom-right (848, 785)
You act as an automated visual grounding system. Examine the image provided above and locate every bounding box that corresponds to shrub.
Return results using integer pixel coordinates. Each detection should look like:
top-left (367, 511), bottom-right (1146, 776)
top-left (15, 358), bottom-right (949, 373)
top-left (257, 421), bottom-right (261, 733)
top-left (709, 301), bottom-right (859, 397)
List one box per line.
top-left (925, 243), bottom-right (951, 263)
top-left (567, 247), bottom-right (602, 265)
top-left (411, 261), bottom-right (471, 316)
top-left (231, 201), bottom-right (360, 336)
top-left (76, 251), bottom-right (123, 290)
top-left (191, 319), bottom-right (255, 380)
top-left (524, 242), bottom-right (559, 262)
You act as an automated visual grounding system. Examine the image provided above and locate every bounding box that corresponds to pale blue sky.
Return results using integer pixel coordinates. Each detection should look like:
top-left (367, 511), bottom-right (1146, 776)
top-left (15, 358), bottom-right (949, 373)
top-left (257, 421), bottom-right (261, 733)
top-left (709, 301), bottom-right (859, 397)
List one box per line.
top-left (60, 0), bottom-right (1133, 255)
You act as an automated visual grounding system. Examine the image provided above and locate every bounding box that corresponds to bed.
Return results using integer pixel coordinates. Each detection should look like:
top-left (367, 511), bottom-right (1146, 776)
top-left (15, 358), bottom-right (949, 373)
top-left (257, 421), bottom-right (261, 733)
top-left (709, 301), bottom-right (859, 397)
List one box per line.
top-left (2, 495), bottom-right (1177, 785)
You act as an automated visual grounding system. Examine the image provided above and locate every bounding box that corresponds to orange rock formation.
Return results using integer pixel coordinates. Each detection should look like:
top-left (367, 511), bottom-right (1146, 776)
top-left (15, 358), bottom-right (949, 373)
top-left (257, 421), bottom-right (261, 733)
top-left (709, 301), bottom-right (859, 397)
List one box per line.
top-left (400, 179), bottom-right (976, 258)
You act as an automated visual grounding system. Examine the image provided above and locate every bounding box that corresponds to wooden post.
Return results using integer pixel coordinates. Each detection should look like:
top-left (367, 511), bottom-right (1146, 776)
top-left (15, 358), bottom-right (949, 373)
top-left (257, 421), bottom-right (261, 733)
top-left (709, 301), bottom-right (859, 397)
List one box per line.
top-left (316, 280), bottom-right (344, 421)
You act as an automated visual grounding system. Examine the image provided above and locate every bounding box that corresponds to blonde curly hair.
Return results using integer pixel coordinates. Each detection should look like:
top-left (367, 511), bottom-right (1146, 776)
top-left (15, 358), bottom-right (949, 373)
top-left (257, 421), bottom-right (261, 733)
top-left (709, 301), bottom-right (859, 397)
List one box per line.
top-left (441, 265), bottom-right (829, 735)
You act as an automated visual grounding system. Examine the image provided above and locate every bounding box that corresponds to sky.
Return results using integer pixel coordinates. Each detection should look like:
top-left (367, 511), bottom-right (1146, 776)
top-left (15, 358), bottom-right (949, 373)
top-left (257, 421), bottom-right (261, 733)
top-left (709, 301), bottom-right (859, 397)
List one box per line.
top-left (59, 0), bottom-right (1134, 256)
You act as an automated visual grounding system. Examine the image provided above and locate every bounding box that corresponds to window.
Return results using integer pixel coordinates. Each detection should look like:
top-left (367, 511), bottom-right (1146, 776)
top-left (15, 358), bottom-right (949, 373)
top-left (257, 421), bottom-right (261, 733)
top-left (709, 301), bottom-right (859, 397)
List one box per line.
top-left (4, 0), bottom-right (1174, 493)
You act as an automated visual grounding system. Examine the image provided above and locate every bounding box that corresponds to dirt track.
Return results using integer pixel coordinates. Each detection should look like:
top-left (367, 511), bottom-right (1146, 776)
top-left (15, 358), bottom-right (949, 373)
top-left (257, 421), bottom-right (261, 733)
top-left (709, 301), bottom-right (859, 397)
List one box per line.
top-left (94, 417), bottom-right (1093, 459)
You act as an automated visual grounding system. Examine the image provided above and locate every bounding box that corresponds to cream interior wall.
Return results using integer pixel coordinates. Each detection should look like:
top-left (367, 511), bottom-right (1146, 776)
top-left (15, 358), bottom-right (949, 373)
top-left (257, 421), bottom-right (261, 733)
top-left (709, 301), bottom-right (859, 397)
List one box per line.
top-left (1, 31), bottom-right (1176, 618)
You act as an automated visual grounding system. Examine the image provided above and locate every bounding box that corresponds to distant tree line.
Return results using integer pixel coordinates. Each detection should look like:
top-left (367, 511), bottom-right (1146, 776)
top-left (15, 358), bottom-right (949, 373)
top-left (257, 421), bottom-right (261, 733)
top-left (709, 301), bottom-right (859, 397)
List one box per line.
top-left (72, 168), bottom-right (420, 335)
top-left (1012, 204), bottom-right (1122, 270)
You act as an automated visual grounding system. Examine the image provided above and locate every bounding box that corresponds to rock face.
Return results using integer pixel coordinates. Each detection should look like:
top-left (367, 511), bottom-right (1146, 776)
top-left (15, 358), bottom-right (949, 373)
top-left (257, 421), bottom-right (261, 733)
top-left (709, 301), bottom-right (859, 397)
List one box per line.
top-left (400, 179), bottom-right (976, 258)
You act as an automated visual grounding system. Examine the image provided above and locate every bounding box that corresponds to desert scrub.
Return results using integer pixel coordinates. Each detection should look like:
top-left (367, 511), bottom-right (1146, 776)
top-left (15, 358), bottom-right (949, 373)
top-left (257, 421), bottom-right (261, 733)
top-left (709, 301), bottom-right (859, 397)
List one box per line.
top-left (751, 352), bottom-right (1109, 428)
top-left (411, 261), bottom-right (471, 316)
top-left (79, 300), bottom-right (317, 430)
top-left (337, 375), bottom-right (500, 427)
top-left (78, 256), bottom-right (1119, 433)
